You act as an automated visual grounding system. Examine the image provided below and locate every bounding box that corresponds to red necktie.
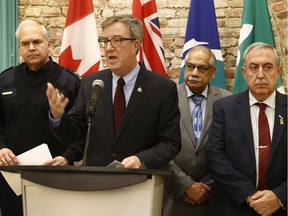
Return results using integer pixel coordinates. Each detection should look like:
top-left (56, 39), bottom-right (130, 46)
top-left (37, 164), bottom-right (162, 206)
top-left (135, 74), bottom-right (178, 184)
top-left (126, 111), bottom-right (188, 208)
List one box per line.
top-left (113, 78), bottom-right (126, 135)
top-left (257, 103), bottom-right (271, 190)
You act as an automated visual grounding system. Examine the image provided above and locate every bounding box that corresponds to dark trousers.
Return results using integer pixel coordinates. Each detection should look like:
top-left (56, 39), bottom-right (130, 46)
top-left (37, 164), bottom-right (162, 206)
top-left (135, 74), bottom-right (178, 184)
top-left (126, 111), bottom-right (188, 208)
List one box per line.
top-left (0, 174), bottom-right (23, 216)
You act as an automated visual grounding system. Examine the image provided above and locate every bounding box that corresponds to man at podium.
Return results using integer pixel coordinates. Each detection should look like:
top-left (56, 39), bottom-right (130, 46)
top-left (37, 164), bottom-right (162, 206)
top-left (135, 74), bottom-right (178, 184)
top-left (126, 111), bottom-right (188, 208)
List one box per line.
top-left (45, 14), bottom-right (181, 169)
top-left (0, 20), bottom-right (80, 216)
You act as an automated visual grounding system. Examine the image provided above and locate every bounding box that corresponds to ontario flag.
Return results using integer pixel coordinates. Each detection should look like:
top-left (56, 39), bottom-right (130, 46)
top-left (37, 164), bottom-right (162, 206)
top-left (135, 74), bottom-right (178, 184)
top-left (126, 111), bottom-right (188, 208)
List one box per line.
top-left (179, 0), bottom-right (226, 89)
top-left (59, 0), bottom-right (102, 77)
top-left (132, 0), bottom-right (167, 77)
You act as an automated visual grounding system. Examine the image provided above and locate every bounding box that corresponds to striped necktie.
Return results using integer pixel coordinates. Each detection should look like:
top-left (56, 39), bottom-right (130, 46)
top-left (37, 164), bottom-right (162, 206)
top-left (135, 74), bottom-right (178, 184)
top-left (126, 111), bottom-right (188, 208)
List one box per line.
top-left (192, 96), bottom-right (203, 144)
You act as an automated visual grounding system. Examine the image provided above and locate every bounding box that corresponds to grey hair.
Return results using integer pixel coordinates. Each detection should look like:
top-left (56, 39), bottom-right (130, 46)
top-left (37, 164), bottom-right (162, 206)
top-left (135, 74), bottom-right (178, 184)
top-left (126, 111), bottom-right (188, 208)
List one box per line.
top-left (185, 46), bottom-right (217, 68)
top-left (101, 14), bottom-right (144, 45)
top-left (15, 19), bottom-right (50, 41)
top-left (243, 42), bottom-right (279, 67)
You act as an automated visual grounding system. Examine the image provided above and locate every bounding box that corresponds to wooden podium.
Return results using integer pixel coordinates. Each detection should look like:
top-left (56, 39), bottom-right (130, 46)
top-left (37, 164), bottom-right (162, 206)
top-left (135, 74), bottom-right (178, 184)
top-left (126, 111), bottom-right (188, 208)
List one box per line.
top-left (0, 166), bottom-right (170, 216)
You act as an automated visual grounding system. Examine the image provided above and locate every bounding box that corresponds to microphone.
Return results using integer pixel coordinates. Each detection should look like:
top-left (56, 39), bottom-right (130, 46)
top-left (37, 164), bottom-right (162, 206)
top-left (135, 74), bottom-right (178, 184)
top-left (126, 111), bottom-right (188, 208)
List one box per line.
top-left (84, 79), bottom-right (104, 166)
top-left (87, 79), bottom-right (104, 116)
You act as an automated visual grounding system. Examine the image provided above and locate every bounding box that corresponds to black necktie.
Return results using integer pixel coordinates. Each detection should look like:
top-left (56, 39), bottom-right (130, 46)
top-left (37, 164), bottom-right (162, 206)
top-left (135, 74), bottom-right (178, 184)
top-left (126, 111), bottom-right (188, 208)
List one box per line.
top-left (113, 78), bottom-right (126, 135)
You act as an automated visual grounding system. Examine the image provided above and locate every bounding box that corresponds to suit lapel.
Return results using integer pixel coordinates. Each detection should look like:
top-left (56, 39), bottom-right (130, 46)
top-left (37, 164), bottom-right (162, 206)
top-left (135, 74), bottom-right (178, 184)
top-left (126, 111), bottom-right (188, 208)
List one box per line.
top-left (269, 92), bottom-right (287, 164)
top-left (178, 84), bottom-right (196, 147)
top-left (235, 91), bottom-right (255, 159)
top-left (114, 64), bottom-right (149, 141)
top-left (102, 71), bottom-right (114, 142)
top-left (198, 86), bottom-right (217, 146)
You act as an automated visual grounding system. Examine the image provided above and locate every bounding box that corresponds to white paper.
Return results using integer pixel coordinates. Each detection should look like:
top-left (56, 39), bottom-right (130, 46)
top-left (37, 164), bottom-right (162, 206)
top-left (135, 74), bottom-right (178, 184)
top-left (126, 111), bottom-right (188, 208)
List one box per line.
top-left (1, 143), bottom-right (52, 195)
top-left (17, 143), bottom-right (52, 165)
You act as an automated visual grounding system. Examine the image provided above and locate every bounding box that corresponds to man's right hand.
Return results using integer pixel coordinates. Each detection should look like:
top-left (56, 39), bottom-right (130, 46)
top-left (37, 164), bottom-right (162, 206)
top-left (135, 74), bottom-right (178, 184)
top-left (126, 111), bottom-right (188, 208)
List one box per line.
top-left (46, 82), bottom-right (69, 119)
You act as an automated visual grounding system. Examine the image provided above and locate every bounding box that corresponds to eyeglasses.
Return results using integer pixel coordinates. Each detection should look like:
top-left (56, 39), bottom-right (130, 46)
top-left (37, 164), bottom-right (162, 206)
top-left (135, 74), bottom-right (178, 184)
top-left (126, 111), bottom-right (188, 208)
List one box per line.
top-left (98, 37), bottom-right (136, 48)
top-left (186, 63), bottom-right (211, 73)
top-left (247, 64), bottom-right (275, 74)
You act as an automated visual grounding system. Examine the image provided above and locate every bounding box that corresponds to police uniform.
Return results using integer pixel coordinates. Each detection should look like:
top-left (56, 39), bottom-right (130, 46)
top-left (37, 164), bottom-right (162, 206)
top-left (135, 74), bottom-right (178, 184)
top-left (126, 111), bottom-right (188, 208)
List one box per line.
top-left (0, 58), bottom-right (81, 216)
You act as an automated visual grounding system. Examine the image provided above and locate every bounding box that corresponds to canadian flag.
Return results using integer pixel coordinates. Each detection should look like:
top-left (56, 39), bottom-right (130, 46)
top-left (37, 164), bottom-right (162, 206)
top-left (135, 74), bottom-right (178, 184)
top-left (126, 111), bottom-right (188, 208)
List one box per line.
top-left (59, 0), bottom-right (102, 77)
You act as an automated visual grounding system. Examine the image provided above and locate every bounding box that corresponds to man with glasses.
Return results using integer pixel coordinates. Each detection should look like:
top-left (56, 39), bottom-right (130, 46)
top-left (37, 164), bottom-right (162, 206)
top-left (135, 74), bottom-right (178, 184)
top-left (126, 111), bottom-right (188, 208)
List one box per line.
top-left (206, 42), bottom-right (287, 215)
top-left (163, 46), bottom-right (231, 216)
top-left (45, 14), bottom-right (181, 169)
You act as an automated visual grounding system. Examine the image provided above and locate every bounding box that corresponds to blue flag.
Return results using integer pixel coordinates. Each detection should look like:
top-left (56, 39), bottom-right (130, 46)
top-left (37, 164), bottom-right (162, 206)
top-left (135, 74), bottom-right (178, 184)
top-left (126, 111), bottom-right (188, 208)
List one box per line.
top-left (179, 0), bottom-right (226, 89)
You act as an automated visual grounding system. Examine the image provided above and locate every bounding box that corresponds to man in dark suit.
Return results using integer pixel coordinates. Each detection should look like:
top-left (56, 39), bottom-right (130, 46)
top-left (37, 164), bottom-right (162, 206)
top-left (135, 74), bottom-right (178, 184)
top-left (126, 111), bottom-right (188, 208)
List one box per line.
top-left (206, 42), bottom-right (287, 215)
top-left (45, 14), bottom-right (181, 169)
top-left (163, 46), bottom-right (231, 216)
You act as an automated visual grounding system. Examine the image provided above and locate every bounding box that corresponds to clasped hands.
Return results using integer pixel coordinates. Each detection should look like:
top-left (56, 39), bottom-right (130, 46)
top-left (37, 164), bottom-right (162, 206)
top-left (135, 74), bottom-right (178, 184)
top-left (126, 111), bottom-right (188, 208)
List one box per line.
top-left (183, 182), bottom-right (210, 205)
top-left (247, 190), bottom-right (283, 216)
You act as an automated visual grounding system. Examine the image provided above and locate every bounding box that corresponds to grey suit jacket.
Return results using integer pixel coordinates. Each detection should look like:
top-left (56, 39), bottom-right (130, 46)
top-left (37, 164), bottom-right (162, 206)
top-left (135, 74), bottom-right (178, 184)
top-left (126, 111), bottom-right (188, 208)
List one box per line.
top-left (163, 83), bottom-right (231, 216)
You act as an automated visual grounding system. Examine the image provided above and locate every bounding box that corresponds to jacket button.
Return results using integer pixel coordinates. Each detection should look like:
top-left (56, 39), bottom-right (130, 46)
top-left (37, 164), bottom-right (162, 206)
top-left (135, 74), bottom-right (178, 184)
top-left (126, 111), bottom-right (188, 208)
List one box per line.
top-left (112, 153), bottom-right (116, 157)
top-left (195, 152), bottom-right (199, 157)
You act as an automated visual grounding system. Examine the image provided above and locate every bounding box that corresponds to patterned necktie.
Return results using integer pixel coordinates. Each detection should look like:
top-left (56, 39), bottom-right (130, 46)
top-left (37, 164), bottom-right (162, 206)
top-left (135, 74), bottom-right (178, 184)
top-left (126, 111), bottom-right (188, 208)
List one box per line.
top-left (113, 78), bottom-right (126, 135)
top-left (257, 103), bottom-right (271, 190)
top-left (192, 96), bottom-right (203, 144)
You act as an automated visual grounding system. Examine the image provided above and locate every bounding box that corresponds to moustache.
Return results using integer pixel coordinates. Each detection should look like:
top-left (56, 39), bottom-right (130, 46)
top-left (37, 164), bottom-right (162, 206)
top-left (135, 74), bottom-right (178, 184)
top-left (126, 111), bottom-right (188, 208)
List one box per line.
top-left (254, 79), bottom-right (269, 86)
top-left (188, 76), bottom-right (201, 82)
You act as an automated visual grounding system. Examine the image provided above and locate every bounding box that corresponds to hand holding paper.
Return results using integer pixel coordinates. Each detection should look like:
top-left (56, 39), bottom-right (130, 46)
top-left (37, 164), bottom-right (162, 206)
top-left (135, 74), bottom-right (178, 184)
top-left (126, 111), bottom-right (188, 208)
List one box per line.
top-left (16, 143), bottom-right (52, 165)
top-left (1, 143), bottom-right (52, 196)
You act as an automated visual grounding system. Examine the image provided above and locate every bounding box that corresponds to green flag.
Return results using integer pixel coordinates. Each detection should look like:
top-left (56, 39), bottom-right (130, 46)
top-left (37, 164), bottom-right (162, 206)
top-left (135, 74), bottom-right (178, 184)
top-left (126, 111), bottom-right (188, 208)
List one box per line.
top-left (233, 0), bottom-right (284, 94)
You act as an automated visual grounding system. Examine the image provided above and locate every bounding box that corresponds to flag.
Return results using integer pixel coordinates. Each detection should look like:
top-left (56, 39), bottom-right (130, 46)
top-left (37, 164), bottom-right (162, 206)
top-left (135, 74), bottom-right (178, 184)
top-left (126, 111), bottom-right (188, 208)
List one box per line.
top-left (179, 0), bottom-right (226, 89)
top-left (233, 0), bottom-right (284, 94)
top-left (59, 0), bottom-right (102, 77)
top-left (132, 0), bottom-right (167, 77)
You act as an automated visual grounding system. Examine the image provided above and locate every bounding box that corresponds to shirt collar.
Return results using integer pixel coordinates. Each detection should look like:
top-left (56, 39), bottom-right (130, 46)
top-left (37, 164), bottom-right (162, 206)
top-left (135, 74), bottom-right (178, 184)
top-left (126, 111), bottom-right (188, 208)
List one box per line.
top-left (112, 63), bottom-right (140, 88)
top-left (185, 85), bottom-right (208, 99)
top-left (24, 57), bottom-right (53, 75)
top-left (249, 90), bottom-right (276, 109)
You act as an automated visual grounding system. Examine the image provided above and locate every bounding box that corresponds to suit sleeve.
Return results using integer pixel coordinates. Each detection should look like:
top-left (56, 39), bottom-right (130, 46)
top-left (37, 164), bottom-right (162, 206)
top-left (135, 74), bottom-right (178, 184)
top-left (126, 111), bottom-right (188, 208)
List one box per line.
top-left (164, 160), bottom-right (195, 198)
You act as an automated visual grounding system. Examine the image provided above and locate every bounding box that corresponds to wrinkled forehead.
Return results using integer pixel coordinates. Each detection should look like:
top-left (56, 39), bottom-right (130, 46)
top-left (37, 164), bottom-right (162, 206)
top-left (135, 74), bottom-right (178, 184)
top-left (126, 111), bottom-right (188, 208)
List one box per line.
top-left (245, 48), bottom-right (277, 65)
top-left (101, 22), bottom-right (130, 37)
top-left (187, 50), bottom-right (211, 64)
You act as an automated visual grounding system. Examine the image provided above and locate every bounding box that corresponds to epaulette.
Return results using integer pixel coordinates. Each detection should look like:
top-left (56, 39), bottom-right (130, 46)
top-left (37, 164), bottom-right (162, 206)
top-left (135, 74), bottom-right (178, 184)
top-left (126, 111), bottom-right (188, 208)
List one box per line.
top-left (0, 66), bottom-right (15, 87)
top-left (64, 68), bottom-right (81, 80)
top-left (0, 66), bottom-right (14, 75)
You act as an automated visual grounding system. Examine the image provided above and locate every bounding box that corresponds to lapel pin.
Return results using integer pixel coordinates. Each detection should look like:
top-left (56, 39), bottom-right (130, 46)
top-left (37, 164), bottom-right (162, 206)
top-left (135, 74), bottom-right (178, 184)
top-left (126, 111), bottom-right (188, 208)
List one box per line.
top-left (137, 87), bottom-right (142, 93)
top-left (279, 115), bottom-right (284, 125)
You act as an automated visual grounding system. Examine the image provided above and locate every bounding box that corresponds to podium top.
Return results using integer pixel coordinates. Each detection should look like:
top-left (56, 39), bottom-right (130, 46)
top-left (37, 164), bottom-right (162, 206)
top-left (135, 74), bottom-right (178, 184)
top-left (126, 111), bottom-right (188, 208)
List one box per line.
top-left (0, 166), bottom-right (171, 191)
top-left (0, 165), bottom-right (171, 175)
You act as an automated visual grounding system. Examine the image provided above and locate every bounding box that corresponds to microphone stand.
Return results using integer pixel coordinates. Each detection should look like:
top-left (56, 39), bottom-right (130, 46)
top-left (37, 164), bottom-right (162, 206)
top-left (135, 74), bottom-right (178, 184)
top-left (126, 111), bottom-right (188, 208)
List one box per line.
top-left (83, 114), bottom-right (94, 166)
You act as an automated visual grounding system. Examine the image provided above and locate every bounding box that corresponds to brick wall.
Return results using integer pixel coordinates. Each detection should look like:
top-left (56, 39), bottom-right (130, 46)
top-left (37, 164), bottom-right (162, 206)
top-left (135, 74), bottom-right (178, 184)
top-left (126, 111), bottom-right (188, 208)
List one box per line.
top-left (18, 0), bottom-right (287, 92)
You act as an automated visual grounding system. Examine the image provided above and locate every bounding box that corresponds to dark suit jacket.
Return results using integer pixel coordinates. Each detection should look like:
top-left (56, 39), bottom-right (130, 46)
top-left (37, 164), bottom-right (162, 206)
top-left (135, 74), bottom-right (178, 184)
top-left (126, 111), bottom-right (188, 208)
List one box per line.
top-left (56, 64), bottom-right (181, 169)
top-left (163, 84), bottom-right (231, 216)
top-left (206, 90), bottom-right (287, 216)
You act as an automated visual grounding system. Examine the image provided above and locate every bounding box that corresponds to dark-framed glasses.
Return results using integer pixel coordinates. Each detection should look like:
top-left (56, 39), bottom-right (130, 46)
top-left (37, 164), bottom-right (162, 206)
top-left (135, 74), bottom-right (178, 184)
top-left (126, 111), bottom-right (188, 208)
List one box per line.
top-left (186, 63), bottom-right (211, 73)
top-left (98, 37), bottom-right (136, 48)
